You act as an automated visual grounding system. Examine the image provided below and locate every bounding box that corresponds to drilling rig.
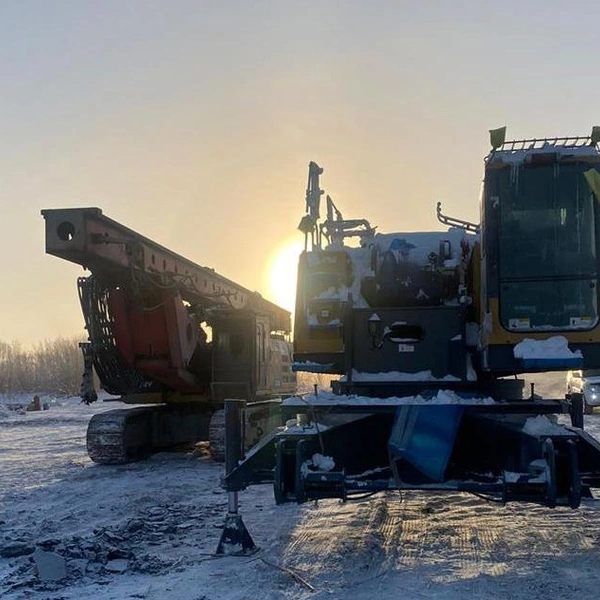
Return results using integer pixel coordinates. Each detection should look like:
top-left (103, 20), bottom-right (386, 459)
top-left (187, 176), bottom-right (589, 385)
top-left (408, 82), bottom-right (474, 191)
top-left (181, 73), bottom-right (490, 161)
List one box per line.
top-left (42, 208), bottom-right (296, 463)
top-left (224, 127), bottom-right (600, 510)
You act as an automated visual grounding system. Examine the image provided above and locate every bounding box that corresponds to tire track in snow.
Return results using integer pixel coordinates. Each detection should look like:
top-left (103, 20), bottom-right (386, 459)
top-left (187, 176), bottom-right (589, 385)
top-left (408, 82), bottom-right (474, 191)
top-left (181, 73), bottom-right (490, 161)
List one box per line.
top-left (282, 499), bottom-right (391, 588)
top-left (280, 489), bottom-right (600, 596)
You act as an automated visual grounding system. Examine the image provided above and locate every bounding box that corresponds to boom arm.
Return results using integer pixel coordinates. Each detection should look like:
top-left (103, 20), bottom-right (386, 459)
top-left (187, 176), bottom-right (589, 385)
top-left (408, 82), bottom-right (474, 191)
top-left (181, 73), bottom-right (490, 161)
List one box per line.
top-left (41, 207), bottom-right (290, 333)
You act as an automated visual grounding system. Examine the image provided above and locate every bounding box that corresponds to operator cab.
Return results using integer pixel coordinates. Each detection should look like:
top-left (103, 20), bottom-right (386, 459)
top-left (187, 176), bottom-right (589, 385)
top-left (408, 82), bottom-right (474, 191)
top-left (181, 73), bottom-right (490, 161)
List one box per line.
top-left (481, 127), bottom-right (600, 372)
top-left (487, 144), bottom-right (599, 331)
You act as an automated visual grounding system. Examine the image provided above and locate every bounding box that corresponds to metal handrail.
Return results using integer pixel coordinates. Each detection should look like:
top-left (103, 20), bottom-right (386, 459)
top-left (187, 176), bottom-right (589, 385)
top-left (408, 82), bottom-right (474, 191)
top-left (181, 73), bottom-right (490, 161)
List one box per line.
top-left (436, 202), bottom-right (480, 234)
top-left (494, 136), bottom-right (596, 152)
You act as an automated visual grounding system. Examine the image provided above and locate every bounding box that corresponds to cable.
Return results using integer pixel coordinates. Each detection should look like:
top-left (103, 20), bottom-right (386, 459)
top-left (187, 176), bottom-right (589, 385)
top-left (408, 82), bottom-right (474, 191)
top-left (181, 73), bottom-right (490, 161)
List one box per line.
top-left (469, 491), bottom-right (504, 504)
top-left (345, 491), bottom-right (382, 501)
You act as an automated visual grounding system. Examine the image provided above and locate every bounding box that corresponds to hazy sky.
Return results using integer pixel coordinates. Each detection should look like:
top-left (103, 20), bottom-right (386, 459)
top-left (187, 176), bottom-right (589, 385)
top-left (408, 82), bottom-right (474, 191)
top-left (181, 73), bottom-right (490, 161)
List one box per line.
top-left (2, 0), bottom-right (599, 344)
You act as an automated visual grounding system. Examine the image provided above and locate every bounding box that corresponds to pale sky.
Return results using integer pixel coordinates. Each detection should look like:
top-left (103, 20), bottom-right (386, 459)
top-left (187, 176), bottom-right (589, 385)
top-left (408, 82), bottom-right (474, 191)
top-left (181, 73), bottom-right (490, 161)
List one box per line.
top-left (2, 0), bottom-right (600, 344)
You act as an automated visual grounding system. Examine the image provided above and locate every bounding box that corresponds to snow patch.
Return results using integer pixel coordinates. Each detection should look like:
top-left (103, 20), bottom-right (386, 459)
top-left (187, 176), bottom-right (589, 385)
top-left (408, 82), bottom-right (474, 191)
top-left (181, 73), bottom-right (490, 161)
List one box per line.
top-left (284, 420), bottom-right (330, 434)
top-left (375, 228), bottom-right (477, 268)
top-left (284, 389), bottom-right (496, 407)
top-left (522, 415), bottom-right (566, 436)
top-left (489, 143), bottom-right (599, 165)
top-left (513, 336), bottom-right (583, 360)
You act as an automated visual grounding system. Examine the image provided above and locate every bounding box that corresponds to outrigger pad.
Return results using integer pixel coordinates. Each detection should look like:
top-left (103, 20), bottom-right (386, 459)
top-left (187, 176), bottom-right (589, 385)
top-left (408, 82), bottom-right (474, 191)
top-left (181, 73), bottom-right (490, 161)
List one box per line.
top-left (215, 514), bottom-right (258, 556)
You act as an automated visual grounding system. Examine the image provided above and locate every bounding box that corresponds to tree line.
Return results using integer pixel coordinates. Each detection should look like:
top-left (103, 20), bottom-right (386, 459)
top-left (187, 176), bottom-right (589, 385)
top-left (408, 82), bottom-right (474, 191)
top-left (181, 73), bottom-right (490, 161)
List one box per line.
top-left (0, 338), bottom-right (84, 397)
top-left (0, 336), bottom-right (334, 398)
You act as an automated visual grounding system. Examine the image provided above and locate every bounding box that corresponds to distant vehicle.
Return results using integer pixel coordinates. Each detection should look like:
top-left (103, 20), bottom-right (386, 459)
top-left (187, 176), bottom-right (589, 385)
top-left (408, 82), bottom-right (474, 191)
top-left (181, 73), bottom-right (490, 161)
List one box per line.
top-left (566, 369), bottom-right (600, 414)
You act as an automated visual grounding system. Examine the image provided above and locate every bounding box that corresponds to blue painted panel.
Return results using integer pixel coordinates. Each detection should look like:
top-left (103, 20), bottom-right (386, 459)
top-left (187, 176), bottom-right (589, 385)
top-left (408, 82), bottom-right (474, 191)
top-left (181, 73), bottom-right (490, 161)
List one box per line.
top-left (388, 405), bottom-right (464, 482)
top-left (520, 357), bottom-right (583, 369)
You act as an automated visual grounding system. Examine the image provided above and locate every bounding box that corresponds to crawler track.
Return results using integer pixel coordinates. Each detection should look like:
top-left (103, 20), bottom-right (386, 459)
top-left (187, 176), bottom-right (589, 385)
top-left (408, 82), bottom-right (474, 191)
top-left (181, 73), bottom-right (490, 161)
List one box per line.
top-left (87, 407), bottom-right (154, 464)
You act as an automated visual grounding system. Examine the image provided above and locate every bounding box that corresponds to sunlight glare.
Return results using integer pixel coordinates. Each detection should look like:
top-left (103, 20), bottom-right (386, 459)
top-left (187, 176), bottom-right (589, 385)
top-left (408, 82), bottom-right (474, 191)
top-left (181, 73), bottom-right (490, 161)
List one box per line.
top-left (266, 239), bottom-right (304, 313)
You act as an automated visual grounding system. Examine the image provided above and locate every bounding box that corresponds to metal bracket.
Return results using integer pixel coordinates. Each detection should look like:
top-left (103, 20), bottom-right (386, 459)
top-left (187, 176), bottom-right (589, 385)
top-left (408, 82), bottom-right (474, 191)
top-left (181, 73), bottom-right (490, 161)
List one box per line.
top-left (436, 201), bottom-right (480, 234)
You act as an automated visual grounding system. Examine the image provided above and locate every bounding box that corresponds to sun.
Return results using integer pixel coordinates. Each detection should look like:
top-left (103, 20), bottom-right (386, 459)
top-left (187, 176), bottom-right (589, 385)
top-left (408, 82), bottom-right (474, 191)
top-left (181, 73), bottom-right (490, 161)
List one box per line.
top-left (266, 239), bottom-right (304, 314)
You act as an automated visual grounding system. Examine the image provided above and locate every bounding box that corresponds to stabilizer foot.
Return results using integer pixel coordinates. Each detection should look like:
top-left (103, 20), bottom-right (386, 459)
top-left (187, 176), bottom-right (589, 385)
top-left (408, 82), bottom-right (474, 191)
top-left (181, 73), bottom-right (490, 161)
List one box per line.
top-left (216, 513), bottom-right (258, 555)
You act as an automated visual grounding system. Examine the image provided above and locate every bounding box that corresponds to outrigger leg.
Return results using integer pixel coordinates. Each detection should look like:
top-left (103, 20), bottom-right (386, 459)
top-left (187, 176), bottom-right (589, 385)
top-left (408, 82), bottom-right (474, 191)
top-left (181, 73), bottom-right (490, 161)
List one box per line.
top-left (216, 399), bottom-right (257, 555)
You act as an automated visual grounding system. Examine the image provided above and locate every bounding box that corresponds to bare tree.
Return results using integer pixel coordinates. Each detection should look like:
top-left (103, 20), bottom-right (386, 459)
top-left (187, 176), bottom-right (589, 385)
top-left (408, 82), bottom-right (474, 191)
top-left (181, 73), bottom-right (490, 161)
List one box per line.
top-left (0, 337), bottom-right (83, 396)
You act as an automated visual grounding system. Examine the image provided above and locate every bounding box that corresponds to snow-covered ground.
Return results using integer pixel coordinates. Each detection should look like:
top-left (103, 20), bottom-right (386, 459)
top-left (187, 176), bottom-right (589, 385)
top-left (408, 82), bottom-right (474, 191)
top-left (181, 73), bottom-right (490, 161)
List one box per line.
top-left (3, 375), bottom-right (600, 600)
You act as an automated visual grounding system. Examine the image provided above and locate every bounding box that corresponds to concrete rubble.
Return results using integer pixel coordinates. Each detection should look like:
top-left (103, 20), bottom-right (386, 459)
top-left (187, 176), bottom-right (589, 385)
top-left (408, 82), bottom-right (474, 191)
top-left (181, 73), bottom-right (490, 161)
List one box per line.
top-left (33, 548), bottom-right (67, 581)
top-left (1, 502), bottom-right (216, 593)
top-left (0, 542), bottom-right (35, 558)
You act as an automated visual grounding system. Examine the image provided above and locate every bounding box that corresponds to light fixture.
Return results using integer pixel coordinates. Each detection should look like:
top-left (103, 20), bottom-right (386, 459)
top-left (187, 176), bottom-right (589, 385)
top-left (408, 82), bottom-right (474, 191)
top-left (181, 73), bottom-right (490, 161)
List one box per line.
top-left (297, 214), bottom-right (316, 234)
top-left (489, 126), bottom-right (507, 150)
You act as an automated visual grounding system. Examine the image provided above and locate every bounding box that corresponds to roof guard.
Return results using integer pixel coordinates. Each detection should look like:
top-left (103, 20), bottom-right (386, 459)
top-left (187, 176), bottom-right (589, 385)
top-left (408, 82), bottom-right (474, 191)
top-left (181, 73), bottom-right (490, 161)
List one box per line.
top-left (493, 136), bottom-right (597, 153)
